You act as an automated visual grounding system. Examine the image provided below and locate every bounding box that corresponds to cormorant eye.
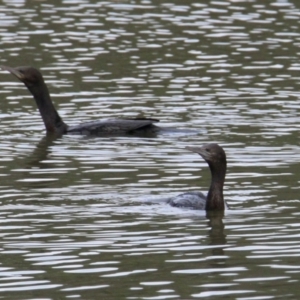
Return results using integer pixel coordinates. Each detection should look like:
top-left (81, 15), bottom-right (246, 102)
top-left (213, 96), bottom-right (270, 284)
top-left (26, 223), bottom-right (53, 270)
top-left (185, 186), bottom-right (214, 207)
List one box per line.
top-left (206, 148), bottom-right (210, 152)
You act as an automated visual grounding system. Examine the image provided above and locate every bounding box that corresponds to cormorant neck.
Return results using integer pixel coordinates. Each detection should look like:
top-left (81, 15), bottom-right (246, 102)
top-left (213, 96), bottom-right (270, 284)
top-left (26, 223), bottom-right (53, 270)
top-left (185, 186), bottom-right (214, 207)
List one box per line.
top-left (205, 162), bottom-right (226, 210)
top-left (27, 81), bottom-right (68, 134)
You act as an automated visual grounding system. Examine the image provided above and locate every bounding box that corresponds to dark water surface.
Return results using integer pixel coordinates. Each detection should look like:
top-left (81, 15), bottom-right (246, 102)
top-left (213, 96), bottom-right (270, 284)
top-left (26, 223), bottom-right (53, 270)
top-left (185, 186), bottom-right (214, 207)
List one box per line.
top-left (1, 0), bottom-right (300, 299)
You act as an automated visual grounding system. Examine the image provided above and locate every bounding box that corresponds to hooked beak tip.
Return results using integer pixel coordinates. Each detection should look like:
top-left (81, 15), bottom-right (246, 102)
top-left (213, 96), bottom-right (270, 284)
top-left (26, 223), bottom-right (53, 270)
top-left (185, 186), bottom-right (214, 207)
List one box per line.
top-left (1, 65), bottom-right (24, 80)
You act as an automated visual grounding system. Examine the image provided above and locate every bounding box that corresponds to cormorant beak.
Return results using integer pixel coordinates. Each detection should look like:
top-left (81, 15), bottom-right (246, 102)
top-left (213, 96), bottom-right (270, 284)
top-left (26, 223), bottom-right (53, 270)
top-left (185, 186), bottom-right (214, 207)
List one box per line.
top-left (186, 146), bottom-right (202, 154)
top-left (1, 65), bottom-right (24, 80)
top-left (186, 145), bottom-right (209, 160)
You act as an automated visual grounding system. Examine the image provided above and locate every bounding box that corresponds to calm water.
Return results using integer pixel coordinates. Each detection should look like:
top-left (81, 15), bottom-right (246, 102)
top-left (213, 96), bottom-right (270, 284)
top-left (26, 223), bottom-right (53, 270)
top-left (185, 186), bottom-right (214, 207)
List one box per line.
top-left (0, 0), bottom-right (300, 299)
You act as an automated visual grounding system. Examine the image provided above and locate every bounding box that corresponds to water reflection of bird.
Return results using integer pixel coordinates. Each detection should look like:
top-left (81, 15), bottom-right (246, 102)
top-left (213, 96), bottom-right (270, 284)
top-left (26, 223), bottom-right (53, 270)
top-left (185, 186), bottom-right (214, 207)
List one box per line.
top-left (167, 143), bottom-right (227, 210)
top-left (206, 210), bottom-right (227, 257)
top-left (1, 65), bottom-right (162, 136)
top-left (24, 135), bottom-right (59, 168)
